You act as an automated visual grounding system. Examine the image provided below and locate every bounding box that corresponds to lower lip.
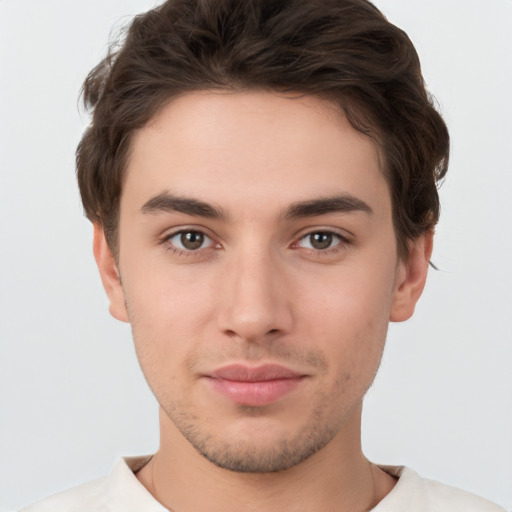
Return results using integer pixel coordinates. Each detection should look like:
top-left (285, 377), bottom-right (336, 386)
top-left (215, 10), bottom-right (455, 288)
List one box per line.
top-left (206, 377), bottom-right (303, 407)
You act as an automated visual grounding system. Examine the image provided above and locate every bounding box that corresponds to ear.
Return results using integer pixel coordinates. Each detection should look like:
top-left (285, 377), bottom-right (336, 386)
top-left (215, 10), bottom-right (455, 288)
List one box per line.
top-left (389, 230), bottom-right (433, 322)
top-left (93, 223), bottom-right (129, 323)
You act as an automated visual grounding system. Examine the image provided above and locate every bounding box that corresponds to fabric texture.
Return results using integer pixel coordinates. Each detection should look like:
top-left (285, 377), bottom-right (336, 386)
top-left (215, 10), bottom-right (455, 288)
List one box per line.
top-left (20, 456), bottom-right (506, 512)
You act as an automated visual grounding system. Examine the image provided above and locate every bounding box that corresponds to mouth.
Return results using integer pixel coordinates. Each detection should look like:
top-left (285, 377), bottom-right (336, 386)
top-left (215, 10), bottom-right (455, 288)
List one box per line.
top-left (203, 364), bottom-right (306, 407)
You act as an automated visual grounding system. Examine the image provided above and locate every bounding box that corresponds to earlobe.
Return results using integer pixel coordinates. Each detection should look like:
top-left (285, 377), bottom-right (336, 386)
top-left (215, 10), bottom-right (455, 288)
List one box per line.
top-left (389, 231), bottom-right (433, 322)
top-left (93, 224), bottom-right (129, 323)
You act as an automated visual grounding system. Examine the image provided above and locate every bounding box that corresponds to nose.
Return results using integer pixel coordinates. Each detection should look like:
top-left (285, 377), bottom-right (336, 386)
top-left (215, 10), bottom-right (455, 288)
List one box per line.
top-left (217, 246), bottom-right (293, 343)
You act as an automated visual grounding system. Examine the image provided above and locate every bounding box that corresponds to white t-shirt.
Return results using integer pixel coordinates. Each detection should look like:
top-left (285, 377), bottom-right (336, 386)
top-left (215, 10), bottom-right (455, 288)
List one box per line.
top-left (20, 456), bottom-right (506, 512)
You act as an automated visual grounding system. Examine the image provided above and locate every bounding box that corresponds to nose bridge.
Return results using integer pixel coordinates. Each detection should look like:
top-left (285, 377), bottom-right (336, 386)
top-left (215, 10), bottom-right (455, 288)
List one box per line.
top-left (218, 240), bottom-right (292, 342)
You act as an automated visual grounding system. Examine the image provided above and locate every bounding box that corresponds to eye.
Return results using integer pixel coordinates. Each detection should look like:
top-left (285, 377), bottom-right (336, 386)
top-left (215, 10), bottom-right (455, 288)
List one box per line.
top-left (297, 231), bottom-right (345, 250)
top-left (167, 230), bottom-right (215, 251)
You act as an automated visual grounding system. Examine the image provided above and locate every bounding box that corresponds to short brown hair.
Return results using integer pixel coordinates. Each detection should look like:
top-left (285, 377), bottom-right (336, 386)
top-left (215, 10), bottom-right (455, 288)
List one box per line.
top-left (77, 0), bottom-right (449, 260)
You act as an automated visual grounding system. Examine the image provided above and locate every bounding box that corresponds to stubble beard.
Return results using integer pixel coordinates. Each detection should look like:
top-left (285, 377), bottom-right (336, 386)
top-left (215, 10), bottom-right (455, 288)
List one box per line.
top-left (129, 315), bottom-right (382, 475)
top-left (161, 387), bottom-right (350, 474)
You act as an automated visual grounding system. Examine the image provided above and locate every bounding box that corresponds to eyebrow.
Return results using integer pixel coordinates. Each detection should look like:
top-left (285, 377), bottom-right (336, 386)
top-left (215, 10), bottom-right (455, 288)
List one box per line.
top-left (284, 194), bottom-right (373, 219)
top-left (141, 192), bottom-right (227, 220)
top-left (140, 191), bottom-right (372, 221)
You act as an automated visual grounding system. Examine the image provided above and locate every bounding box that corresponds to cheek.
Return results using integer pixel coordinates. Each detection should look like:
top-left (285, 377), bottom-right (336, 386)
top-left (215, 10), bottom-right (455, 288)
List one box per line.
top-left (294, 264), bottom-right (395, 374)
top-left (297, 263), bottom-right (395, 332)
top-left (126, 289), bottom-right (200, 407)
top-left (123, 256), bottom-right (216, 325)
top-left (120, 264), bottom-right (217, 381)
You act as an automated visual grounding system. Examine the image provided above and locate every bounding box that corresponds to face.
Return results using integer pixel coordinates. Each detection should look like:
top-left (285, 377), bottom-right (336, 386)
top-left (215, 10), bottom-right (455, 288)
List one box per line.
top-left (95, 91), bottom-right (430, 473)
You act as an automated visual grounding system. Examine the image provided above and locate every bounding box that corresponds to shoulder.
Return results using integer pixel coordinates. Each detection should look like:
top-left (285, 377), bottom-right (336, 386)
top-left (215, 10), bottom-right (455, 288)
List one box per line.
top-left (18, 476), bottom-right (109, 512)
top-left (375, 466), bottom-right (507, 512)
top-left (18, 456), bottom-right (165, 512)
top-left (422, 477), bottom-right (506, 512)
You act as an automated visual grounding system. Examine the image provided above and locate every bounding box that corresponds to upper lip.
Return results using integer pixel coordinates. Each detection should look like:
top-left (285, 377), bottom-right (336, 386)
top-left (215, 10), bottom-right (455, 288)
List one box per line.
top-left (208, 364), bottom-right (303, 382)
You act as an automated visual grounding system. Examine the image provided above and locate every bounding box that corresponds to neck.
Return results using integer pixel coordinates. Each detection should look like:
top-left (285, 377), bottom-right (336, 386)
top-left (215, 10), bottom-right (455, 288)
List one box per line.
top-left (136, 406), bottom-right (396, 512)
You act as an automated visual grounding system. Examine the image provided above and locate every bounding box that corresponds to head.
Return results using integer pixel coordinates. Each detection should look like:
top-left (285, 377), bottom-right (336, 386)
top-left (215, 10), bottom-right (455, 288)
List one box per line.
top-left (81, 0), bottom-right (449, 474)
top-left (77, 0), bottom-right (449, 262)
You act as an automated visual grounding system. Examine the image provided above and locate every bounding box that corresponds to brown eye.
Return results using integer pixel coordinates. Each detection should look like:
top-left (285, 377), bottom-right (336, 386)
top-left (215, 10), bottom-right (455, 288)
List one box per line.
top-left (180, 231), bottom-right (204, 250)
top-left (297, 231), bottom-right (345, 251)
top-left (309, 232), bottom-right (333, 250)
top-left (167, 230), bottom-right (214, 252)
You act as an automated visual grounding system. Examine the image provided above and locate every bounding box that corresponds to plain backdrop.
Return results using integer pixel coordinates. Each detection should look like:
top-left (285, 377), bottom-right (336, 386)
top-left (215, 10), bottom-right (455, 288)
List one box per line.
top-left (1, 1), bottom-right (511, 510)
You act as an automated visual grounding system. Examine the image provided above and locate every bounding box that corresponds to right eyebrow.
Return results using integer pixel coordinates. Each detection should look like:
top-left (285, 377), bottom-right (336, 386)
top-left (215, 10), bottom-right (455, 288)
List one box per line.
top-left (140, 192), bottom-right (228, 220)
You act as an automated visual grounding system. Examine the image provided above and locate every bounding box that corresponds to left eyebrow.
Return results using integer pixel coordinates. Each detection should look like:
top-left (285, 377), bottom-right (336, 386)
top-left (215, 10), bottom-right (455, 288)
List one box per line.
top-left (284, 194), bottom-right (373, 219)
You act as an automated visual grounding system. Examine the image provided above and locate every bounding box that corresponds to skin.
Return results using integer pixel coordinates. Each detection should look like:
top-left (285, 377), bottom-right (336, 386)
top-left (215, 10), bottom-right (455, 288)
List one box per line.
top-left (94, 90), bottom-right (432, 512)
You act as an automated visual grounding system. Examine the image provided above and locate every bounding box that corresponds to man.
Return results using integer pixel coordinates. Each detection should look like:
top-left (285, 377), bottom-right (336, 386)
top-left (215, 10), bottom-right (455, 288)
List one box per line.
top-left (19, 0), bottom-right (506, 511)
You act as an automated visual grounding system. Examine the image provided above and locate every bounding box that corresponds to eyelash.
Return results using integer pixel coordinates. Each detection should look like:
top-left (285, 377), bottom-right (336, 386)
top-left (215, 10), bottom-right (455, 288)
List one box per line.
top-left (160, 229), bottom-right (218, 257)
top-left (294, 230), bottom-right (350, 255)
top-left (159, 228), bottom-right (351, 258)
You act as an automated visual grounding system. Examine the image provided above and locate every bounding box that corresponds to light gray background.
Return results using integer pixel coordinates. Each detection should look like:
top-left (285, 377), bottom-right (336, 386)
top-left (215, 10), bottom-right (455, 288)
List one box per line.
top-left (1, 1), bottom-right (511, 510)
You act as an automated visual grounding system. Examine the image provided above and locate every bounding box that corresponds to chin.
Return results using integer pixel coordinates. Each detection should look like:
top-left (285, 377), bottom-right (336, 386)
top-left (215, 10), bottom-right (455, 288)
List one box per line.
top-left (174, 411), bottom-right (342, 474)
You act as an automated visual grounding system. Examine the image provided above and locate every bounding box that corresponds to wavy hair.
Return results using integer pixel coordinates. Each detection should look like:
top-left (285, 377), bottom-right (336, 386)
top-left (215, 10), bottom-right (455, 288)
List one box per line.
top-left (77, 0), bottom-right (449, 260)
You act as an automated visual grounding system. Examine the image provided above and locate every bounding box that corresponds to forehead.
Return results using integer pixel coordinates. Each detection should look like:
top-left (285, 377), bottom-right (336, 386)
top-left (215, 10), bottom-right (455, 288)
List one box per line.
top-left (122, 90), bottom-right (389, 217)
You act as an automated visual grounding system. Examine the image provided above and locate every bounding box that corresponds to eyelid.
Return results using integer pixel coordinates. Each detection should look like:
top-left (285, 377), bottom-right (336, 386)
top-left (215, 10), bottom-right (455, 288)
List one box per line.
top-left (158, 225), bottom-right (351, 256)
top-left (160, 226), bottom-right (221, 253)
top-left (291, 226), bottom-right (351, 245)
top-left (297, 232), bottom-right (342, 248)
top-left (289, 227), bottom-right (353, 259)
